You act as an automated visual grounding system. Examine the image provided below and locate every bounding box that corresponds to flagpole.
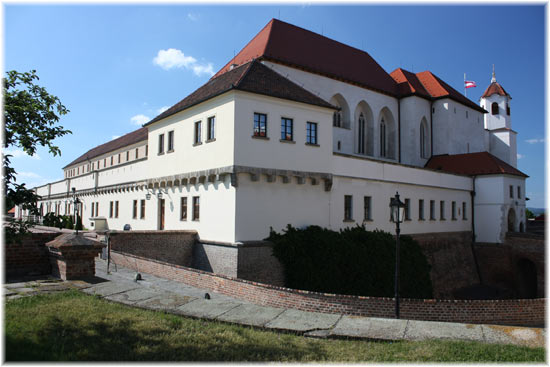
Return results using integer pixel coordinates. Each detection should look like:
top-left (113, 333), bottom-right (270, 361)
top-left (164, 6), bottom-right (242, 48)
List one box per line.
top-left (464, 73), bottom-right (466, 97)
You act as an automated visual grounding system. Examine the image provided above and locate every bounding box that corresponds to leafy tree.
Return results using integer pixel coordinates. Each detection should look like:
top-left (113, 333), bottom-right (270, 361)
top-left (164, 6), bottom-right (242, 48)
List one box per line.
top-left (526, 209), bottom-right (535, 219)
top-left (3, 70), bottom-right (71, 214)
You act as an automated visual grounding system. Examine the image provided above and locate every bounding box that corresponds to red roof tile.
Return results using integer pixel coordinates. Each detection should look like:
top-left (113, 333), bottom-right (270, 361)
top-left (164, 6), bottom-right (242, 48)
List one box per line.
top-left (415, 71), bottom-right (487, 113)
top-left (146, 60), bottom-right (336, 126)
top-left (64, 127), bottom-right (148, 168)
top-left (425, 152), bottom-right (528, 177)
top-left (214, 19), bottom-right (399, 96)
top-left (481, 82), bottom-right (509, 98)
top-left (390, 68), bottom-right (431, 99)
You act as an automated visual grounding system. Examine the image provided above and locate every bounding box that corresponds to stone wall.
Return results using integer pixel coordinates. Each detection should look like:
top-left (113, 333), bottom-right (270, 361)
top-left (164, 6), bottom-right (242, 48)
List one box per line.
top-left (109, 230), bottom-right (197, 267)
top-left (410, 231), bottom-right (479, 298)
top-left (110, 251), bottom-right (545, 326)
top-left (5, 233), bottom-right (58, 278)
top-left (192, 242), bottom-right (238, 277)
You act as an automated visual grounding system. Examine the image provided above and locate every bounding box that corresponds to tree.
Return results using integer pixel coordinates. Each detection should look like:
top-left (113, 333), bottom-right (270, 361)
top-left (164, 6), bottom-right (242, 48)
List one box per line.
top-left (526, 209), bottom-right (535, 219)
top-left (3, 70), bottom-right (71, 214)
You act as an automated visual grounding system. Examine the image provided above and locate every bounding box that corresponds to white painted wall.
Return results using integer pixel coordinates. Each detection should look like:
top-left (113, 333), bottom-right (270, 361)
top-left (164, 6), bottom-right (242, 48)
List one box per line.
top-left (399, 96), bottom-right (431, 166)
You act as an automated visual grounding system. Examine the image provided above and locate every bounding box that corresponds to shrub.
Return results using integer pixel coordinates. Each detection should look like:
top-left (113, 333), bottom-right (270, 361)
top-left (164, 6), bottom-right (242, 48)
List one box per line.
top-left (267, 225), bottom-right (433, 299)
top-left (42, 213), bottom-right (62, 228)
top-left (64, 215), bottom-right (74, 229)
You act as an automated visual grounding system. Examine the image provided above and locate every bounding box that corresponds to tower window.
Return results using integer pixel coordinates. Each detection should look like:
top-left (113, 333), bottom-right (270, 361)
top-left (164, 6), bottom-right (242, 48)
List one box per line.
top-left (506, 103), bottom-right (510, 115)
top-left (491, 102), bottom-right (499, 115)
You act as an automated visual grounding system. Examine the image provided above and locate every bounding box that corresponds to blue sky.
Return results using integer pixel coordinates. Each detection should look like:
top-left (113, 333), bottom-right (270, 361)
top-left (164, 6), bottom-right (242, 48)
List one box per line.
top-left (4, 4), bottom-right (546, 208)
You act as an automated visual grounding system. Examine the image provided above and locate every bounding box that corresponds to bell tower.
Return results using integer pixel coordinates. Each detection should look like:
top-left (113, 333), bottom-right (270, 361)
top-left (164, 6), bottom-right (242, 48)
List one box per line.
top-left (480, 66), bottom-right (517, 167)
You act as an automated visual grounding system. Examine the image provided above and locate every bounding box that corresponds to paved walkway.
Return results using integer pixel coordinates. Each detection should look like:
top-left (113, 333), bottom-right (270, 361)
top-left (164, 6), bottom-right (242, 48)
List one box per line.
top-left (4, 258), bottom-right (545, 348)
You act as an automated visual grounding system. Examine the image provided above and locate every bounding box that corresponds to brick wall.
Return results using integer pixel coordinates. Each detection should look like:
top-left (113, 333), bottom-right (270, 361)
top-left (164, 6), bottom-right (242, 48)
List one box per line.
top-left (110, 251), bottom-right (544, 326)
top-left (5, 233), bottom-right (58, 277)
top-left (109, 230), bottom-right (197, 267)
top-left (192, 242), bottom-right (238, 277)
top-left (411, 231), bottom-right (479, 299)
top-left (237, 242), bottom-right (285, 286)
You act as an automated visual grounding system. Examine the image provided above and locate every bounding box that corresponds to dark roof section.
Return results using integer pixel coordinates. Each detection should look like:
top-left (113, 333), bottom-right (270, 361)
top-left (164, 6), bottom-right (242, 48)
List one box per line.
top-left (415, 71), bottom-right (487, 113)
top-left (390, 68), bottom-right (431, 99)
top-left (146, 60), bottom-right (336, 126)
top-left (213, 19), bottom-right (399, 96)
top-left (481, 82), bottom-right (510, 99)
top-left (425, 152), bottom-right (528, 177)
top-left (64, 127), bottom-right (148, 168)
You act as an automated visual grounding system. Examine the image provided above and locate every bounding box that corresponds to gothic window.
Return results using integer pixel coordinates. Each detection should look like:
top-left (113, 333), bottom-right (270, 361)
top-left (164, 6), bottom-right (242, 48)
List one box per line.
top-left (358, 113), bottom-right (366, 154)
top-left (420, 121), bottom-right (429, 159)
top-left (491, 102), bottom-right (499, 115)
top-left (380, 118), bottom-right (386, 157)
top-left (333, 111), bottom-right (342, 127)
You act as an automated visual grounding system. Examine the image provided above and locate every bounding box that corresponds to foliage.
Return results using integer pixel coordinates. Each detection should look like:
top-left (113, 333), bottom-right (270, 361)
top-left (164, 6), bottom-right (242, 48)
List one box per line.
top-left (4, 219), bottom-right (33, 244)
top-left (267, 225), bottom-right (433, 299)
top-left (526, 209), bottom-right (535, 219)
top-left (3, 69), bottom-right (70, 213)
top-left (64, 215), bottom-right (74, 229)
top-left (4, 291), bottom-right (544, 362)
top-left (42, 213), bottom-right (61, 228)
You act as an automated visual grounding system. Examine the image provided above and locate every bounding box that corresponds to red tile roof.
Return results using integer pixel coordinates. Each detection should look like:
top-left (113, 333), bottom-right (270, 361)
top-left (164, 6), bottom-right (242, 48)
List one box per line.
top-left (146, 60), bottom-right (336, 126)
top-left (481, 82), bottom-right (509, 98)
top-left (390, 68), bottom-right (431, 99)
top-left (64, 127), bottom-right (148, 168)
top-left (425, 152), bottom-right (528, 177)
top-left (415, 71), bottom-right (487, 113)
top-left (214, 19), bottom-right (399, 96)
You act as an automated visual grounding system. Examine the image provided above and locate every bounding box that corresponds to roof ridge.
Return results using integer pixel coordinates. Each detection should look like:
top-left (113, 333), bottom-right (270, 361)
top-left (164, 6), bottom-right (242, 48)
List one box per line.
top-left (234, 60), bottom-right (256, 87)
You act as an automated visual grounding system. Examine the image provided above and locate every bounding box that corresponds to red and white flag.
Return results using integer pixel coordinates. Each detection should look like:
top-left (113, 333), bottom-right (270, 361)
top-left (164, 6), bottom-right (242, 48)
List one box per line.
top-left (464, 80), bottom-right (477, 89)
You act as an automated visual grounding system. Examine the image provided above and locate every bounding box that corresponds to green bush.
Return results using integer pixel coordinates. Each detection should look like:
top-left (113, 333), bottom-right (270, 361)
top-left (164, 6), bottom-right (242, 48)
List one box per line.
top-left (42, 213), bottom-right (62, 228)
top-left (267, 225), bottom-right (433, 299)
top-left (64, 215), bottom-right (74, 229)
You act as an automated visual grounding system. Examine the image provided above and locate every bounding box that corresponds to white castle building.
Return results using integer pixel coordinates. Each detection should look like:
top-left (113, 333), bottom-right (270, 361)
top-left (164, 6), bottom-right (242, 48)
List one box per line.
top-left (31, 19), bottom-right (527, 244)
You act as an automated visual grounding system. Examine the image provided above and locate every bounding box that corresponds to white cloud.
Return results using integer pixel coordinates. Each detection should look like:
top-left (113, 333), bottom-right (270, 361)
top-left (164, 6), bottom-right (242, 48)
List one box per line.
top-left (3, 149), bottom-right (40, 160)
top-left (153, 49), bottom-right (196, 70)
top-left (153, 48), bottom-right (215, 77)
top-left (17, 171), bottom-right (41, 179)
top-left (157, 106), bottom-right (169, 114)
top-left (131, 114), bottom-right (150, 126)
top-left (187, 12), bottom-right (199, 22)
top-left (112, 135), bottom-right (121, 140)
top-left (517, 154), bottom-right (525, 159)
top-left (525, 138), bottom-right (545, 144)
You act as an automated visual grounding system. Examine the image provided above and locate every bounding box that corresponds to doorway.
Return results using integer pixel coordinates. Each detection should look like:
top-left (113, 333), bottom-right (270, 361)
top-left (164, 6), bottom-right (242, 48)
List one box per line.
top-left (507, 208), bottom-right (516, 232)
top-left (158, 198), bottom-right (165, 230)
top-left (517, 258), bottom-right (537, 298)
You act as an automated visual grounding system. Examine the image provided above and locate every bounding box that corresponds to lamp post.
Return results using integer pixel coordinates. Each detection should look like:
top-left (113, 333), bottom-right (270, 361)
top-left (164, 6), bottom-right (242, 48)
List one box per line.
top-left (389, 191), bottom-right (405, 319)
top-left (72, 187), bottom-right (81, 235)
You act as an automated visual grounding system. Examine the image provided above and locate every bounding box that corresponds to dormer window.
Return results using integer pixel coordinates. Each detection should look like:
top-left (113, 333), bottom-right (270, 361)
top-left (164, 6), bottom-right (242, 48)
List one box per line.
top-left (491, 102), bottom-right (499, 115)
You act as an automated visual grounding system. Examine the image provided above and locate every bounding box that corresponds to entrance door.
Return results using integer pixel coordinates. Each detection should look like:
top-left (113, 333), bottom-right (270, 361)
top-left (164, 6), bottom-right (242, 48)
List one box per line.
top-left (507, 208), bottom-right (516, 232)
top-left (158, 198), bottom-right (165, 230)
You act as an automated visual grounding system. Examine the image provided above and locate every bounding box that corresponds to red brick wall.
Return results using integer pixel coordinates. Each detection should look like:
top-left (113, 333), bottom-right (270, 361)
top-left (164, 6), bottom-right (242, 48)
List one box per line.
top-left (111, 251), bottom-right (544, 326)
top-left (5, 233), bottom-right (58, 277)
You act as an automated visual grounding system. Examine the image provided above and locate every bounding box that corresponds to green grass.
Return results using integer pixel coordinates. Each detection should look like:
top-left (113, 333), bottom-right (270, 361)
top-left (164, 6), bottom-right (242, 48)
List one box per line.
top-left (4, 290), bottom-right (545, 362)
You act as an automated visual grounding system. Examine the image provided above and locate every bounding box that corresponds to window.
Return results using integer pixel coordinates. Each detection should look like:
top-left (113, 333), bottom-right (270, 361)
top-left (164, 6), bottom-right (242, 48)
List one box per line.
top-left (466, 111), bottom-right (469, 118)
top-left (452, 201), bottom-right (457, 220)
top-left (90, 202), bottom-right (94, 217)
top-left (115, 201), bottom-right (119, 218)
top-left (363, 196), bottom-right (372, 221)
top-left (337, 141), bottom-right (341, 150)
top-left (419, 199), bottom-right (425, 220)
top-left (344, 195), bottom-right (353, 221)
top-left (180, 197), bottom-right (187, 221)
top-left (440, 201), bottom-right (445, 220)
top-left (420, 122), bottom-right (428, 158)
top-left (126, 151), bottom-right (129, 161)
top-left (167, 130), bottom-right (174, 151)
top-left (146, 145), bottom-right (148, 156)
top-left (430, 200), bottom-right (435, 220)
top-left (118, 153), bottom-right (121, 164)
top-left (135, 148), bottom-right (139, 159)
top-left (357, 113), bottom-right (366, 154)
top-left (77, 167), bottom-right (79, 175)
top-left (109, 201), bottom-right (113, 218)
top-left (506, 102), bottom-right (510, 115)
top-left (158, 134), bottom-right (165, 154)
top-left (132, 200), bottom-right (137, 219)
top-left (380, 118), bottom-right (386, 157)
top-left (462, 202), bottom-right (467, 220)
top-left (517, 186), bottom-right (521, 199)
top-left (509, 185), bottom-right (514, 198)
top-left (333, 111), bottom-right (342, 127)
top-left (404, 199), bottom-right (411, 220)
top-left (194, 121), bottom-right (202, 144)
top-left (491, 102), bottom-right (499, 115)
top-left (111, 156), bottom-right (113, 165)
top-left (281, 117), bottom-right (293, 141)
top-left (140, 199), bottom-right (145, 219)
top-left (253, 113), bottom-right (267, 137)
top-left (306, 122), bottom-right (318, 145)
top-left (192, 196), bottom-right (200, 221)
top-left (207, 116), bottom-right (215, 141)
top-left (96, 202), bottom-right (99, 217)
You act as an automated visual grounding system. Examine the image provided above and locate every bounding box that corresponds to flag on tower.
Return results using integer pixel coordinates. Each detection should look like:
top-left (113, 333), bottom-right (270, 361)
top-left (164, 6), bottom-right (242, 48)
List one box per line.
top-left (464, 80), bottom-right (477, 89)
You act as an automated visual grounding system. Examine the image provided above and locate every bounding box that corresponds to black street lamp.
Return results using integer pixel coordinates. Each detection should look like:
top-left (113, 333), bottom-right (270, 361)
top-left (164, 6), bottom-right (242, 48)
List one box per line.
top-left (389, 191), bottom-right (405, 319)
top-left (72, 187), bottom-right (81, 235)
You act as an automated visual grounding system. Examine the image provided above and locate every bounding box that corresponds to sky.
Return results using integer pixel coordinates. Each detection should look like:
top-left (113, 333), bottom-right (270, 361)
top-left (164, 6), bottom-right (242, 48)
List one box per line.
top-left (3, 4), bottom-right (547, 208)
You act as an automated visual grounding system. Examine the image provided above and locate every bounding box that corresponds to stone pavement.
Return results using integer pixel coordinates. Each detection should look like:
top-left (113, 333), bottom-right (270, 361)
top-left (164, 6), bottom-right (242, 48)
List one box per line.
top-left (4, 258), bottom-right (545, 348)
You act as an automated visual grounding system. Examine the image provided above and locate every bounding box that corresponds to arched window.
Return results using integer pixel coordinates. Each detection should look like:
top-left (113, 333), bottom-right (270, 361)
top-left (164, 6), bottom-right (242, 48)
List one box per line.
top-left (491, 102), bottom-right (499, 115)
top-left (380, 118), bottom-right (386, 157)
top-left (420, 122), bottom-right (428, 159)
top-left (358, 113), bottom-right (366, 154)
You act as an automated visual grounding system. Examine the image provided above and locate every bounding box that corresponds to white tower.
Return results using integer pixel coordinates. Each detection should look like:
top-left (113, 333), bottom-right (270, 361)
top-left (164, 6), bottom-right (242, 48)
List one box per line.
top-left (480, 66), bottom-right (517, 167)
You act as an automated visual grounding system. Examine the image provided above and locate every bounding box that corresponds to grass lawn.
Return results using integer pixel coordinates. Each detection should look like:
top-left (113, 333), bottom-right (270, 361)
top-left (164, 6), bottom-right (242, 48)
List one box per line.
top-left (4, 290), bottom-right (545, 362)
